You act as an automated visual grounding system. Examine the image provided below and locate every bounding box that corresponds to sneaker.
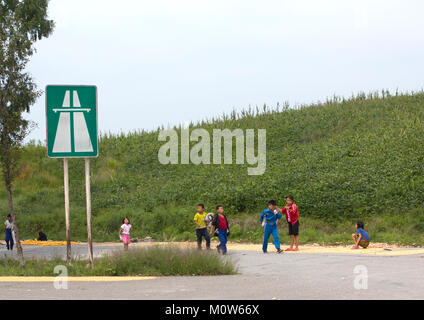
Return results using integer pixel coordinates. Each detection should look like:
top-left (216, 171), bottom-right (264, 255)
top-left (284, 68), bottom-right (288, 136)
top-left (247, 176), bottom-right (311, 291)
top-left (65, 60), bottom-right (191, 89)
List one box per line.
top-left (263, 250), bottom-right (268, 253)
top-left (276, 249), bottom-right (283, 254)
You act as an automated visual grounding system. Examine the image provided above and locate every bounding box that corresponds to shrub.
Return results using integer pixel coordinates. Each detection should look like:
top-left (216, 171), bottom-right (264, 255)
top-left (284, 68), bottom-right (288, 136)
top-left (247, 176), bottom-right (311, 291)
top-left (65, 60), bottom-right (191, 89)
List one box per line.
top-left (0, 247), bottom-right (237, 276)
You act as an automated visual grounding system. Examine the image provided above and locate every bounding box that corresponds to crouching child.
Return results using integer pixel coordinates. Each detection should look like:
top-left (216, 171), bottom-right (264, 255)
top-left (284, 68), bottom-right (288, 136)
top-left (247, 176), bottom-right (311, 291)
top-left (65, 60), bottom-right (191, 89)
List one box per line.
top-left (351, 221), bottom-right (370, 249)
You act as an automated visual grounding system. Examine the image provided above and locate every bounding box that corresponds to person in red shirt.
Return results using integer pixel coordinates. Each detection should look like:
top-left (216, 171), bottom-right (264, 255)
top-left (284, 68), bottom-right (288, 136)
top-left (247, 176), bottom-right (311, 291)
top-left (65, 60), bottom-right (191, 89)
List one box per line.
top-left (280, 195), bottom-right (300, 251)
top-left (210, 205), bottom-right (230, 255)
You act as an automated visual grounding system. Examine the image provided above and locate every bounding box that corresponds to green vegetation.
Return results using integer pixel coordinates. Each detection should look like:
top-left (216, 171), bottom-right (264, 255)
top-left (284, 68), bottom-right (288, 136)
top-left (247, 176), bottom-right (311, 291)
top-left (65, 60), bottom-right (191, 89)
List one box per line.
top-left (0, 246), bottom-right (237, 276)
top-left (1, 90), bottom-right (424, 245)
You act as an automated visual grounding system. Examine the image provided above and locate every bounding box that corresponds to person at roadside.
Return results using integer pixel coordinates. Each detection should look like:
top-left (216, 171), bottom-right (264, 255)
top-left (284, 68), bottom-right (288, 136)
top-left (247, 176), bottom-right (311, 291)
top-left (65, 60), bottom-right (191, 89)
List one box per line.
top-left (351, 221), bottom-right (370, 249)
top-left (210, 205), bottom-right (230, 255)
top-left (280, 195), bottom-right (300, 251)
top-left (193, 204), bottom-right (210, 250)
top-left (260, 200), bottom-right (283, 254)
top-left (4, 214), bottom-right (14, 250)
top-left (119, 217), bottom-right (132, 251)
top-left (36, 228), bottom-right (48, 241)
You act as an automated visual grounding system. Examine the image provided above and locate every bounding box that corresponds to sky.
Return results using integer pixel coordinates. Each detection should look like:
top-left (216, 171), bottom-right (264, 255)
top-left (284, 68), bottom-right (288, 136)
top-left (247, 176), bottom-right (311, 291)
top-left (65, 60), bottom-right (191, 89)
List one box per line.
top-left (26, 0), bottom-right (424, 142)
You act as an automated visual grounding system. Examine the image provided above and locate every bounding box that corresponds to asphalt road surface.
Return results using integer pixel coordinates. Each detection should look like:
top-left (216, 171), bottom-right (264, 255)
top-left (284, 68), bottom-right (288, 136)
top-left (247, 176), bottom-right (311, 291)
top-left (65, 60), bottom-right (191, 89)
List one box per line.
top-left (1, 244), bottom-right (424, 300)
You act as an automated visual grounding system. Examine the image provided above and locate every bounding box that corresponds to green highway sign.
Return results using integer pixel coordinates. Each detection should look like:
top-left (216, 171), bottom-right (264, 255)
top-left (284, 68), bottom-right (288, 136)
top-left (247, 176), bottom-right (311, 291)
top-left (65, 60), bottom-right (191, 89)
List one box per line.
top-left (46, 85), bottom-right (98, 158)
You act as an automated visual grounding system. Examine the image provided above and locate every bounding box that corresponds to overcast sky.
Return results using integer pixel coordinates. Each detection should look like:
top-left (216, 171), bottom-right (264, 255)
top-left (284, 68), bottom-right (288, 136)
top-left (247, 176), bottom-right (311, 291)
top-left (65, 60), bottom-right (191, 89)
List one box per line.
top-left (26, 0), bottom-right (424, 142)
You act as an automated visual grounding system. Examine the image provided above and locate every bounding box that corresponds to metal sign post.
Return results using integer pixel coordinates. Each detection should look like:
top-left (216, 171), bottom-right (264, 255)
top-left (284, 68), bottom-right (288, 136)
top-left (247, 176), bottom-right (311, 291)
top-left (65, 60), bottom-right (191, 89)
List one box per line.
top-left (46, 85), bottom-right (98, 268)
top-left (85, 158), bottom-right (94, 267)
top-left (64, 158), bottom-right (71, 265)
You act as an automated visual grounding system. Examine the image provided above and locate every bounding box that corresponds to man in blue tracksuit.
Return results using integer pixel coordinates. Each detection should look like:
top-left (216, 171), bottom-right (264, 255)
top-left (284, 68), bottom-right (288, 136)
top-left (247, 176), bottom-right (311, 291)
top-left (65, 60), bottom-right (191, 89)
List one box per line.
top-left (260, 200), bottom-right (283, 254)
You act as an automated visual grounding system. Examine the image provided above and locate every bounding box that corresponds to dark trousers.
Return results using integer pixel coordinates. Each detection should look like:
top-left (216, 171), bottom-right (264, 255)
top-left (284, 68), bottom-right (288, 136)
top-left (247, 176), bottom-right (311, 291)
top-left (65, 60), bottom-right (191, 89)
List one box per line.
top-left (196, 228), bottom-right (210, 249)
top-left (217, 228), bottom-right (227, 254)
top-left (5, 229), bottom-right (14, 250)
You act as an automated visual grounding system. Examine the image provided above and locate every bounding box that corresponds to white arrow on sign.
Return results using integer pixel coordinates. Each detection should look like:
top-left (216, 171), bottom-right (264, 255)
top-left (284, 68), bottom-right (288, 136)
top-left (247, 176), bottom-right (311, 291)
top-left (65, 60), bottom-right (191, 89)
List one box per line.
top-left (52, 90), bottom-right (94, 153)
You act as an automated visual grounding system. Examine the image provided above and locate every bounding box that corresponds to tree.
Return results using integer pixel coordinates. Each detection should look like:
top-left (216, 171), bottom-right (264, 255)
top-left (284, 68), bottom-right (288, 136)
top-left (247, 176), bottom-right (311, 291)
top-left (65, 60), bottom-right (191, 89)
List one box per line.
top-left (0, 0), bottom-right (54, 265)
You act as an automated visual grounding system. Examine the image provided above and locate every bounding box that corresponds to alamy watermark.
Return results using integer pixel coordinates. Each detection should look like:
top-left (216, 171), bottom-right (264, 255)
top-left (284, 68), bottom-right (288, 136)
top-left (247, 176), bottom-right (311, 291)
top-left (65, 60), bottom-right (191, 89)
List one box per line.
top-left (158, 124), bottom-right (266, 175)
top-left (53, 265), bottom-right (68, 289)
top-left (353, 265), bottom-right (368, 290)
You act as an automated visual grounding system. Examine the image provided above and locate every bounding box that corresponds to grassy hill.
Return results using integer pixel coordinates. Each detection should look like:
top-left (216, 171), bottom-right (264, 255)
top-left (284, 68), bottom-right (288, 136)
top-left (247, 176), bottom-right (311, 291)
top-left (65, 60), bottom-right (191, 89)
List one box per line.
top-left (2, 90), bottom-right (424, 245)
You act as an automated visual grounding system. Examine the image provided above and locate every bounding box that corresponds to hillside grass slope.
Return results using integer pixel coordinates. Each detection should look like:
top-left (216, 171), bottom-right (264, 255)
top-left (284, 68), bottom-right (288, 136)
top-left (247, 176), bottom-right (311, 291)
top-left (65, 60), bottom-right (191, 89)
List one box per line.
top-left (1, 90), bottom-right (424, 245)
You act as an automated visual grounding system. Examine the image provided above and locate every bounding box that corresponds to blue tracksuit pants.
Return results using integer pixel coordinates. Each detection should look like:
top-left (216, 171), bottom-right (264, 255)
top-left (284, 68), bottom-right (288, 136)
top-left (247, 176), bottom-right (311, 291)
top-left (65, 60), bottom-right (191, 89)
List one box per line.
top-left (262, 223), bottom-right (280, 252)
top-left (5, 229), bottom-right (14, 250)
top-left (217, 228), bottom-right (227, 255)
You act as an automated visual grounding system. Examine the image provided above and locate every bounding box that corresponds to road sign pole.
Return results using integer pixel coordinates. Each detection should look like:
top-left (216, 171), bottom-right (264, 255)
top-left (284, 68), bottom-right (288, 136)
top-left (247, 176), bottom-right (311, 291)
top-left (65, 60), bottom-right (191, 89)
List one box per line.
top-left (85, 158), bottom-right (94, 268)
top-left (64, 158), bottom-right (71, 265)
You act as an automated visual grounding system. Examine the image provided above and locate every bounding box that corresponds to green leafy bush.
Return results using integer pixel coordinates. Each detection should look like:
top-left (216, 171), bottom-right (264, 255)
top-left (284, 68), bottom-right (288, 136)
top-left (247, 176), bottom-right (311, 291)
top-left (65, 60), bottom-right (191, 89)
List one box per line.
top-left (0, 246), bottom-right (237, 276)
top-left (2, 91), bottom-right (424, 245)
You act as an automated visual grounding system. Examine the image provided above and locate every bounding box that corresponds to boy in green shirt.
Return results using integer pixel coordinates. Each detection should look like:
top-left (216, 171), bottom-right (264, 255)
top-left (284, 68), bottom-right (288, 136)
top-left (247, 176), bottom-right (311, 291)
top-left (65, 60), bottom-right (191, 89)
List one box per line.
top-left (193, 203), bottom-right (210, 250)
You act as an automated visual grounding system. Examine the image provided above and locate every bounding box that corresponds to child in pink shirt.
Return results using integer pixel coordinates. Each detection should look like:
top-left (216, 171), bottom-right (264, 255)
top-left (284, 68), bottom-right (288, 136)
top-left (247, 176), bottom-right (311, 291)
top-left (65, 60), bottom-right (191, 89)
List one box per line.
top-left (119, 217), bottom-right (132, 251)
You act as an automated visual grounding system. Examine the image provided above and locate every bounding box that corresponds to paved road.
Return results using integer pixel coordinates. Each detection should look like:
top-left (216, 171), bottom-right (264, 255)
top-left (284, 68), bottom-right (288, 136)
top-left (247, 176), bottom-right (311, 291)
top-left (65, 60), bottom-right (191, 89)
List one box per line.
top-left (1, 245), bottom-right (424, 299)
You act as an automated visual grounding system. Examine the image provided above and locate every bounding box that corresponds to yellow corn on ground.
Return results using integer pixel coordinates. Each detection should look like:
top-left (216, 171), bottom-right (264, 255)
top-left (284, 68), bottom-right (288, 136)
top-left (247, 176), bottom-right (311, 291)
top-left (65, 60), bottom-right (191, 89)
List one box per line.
top-left (22, 240), bottom-right (81, 246)
top-left (0, 240), bottom-right (81, 246)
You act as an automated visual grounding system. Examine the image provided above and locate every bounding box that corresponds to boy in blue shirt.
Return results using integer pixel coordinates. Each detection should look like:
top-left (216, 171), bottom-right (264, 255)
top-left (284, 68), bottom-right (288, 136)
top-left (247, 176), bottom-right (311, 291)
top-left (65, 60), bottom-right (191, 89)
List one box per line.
top-left (351, 221), bottom-right (370, 249)
top-left (260, 200), bottom-right (283, 254)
